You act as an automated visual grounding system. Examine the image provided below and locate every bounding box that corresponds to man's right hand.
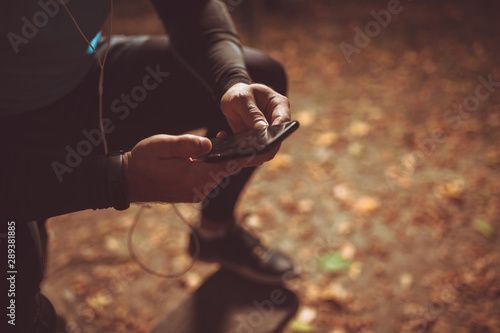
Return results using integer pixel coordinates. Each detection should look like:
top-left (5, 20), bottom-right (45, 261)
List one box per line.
top-left (123, 134), bottom-right (247, 204)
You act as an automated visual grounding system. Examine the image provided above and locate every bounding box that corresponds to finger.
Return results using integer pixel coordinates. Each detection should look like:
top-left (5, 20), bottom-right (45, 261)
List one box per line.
top-left (254, 85), bottom-right (291, 125)
top-left (270, 97), bottom-right (291, 125)
top-left (242, 99), bottom-right (268, 130)
top-left (230, 88), bottom-right (268, 131)
top-left (149, 134), bottom-right (212, 159)
top-left (216, 131), bottom-right (228, 138)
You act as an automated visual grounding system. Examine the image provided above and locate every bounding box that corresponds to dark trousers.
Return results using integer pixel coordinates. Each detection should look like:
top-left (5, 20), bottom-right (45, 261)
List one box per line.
top-left (2, 36), bottom-right (287, 332)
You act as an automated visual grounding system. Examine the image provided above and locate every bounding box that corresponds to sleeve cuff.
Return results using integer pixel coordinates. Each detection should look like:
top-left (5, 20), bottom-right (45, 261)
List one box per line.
top-left (217, 72), bottom-right (252, 102)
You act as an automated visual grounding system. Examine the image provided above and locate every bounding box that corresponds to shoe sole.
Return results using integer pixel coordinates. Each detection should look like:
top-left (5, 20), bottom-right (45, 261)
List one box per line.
top-left (195, 256), bottom-right (298, 285)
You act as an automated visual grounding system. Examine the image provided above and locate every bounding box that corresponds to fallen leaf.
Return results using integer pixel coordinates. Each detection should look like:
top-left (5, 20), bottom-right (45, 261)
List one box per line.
top-left (286, 306), bottom-right (317, 332)
top-left (297, 306), bottom-right (317, 324)
top-left (335, 220), bottom-right (352, 235)
top-left (304, 282), bottom-right (322, 302)
top-left (348, 142), bottom-right (364, 157)
top-left (245, 214), bottom-right (262, 228)
top-left (333, 184), bottom-right (354, 204)
top-left (400, 273), bottom-right (413, 289)
top-left (435, 178), bottom-right (465, 200)
top-left (473, 219), bottom-right (495, 239)
top-left (340, 242), bottom-right (356, 260)
top-left (319, 252), bottom-right (351, 272)
top-left (323, 282), bottom-right (352, 302)
top-left (298, 199), bottom-right (315, 214)
top-left (105, 236), bottom-right (121, 252)
top-left (402, 303), bottom-right (425, 318)
top-left (353, 196), bottom-right (380, 214)
top-left (348, 121), bottom-right (371, 137)
top-left (331, 329), bottom-right (346, 333)
top-left (295, 109), bottom-right (316, 127)
top-left (483, 151), bottom-right (500, 169)
top-left (86, 289), bottom-right (113, 310)
top-left (114, 303), bottom-right (129, 319)
top-left (287, 320), bottom-right (315, 332)
top-left (314, 131), bottom-right (338, 147)
top-left (266, 153), bottom-right (293, 171)
top-left (279, 193), bottom-right (298, 213)
top-left (345, 262), bottom-right (361, 281)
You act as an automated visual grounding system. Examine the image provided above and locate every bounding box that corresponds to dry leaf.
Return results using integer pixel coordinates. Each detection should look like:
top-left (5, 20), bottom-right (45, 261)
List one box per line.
top-left (105, 236), bottom-right (121, 252)
top-left (304, 282), bottom-right (322, 302)
top-left (245, 214), bottom-right (262, 228)
top-left (86, 289), bottom-right (113, 310)
top-left (279, 193), bottom-right (297, 212)
top-left (331, 328), bottom-right (346, 333)
top-left (295, 109), bottom-right (317, 127)
top-left (333, 184), bottom-right (355, 204)
top-left (400, 273), bottom-right (413, 289)
top-left (314, 131), bottom-right (338, 147)
top-left (353, 196), bottom-right (380, 214)
top-left (340, 242), bottom-right (356, 260)
top-left (348, 142), bottom-right (364, 157)
top-left (435, 178), bottom-right (465, 200)
top-left (348, 121), bottom-right (371, 137)
top-left (402, 303), bottom-right (425, 318)
top-left (296, 306), bottom-right (317, 324)
top-left (335, 220), bottom-right (353, 235)
top-left (266, 153), bottom-right (293, 171)
top-left (298, 199), bottom-right (315, 214)
top-left (323, 282), bottom-right (351, 302)
top-left (349, 261), bottom-right (363, 280)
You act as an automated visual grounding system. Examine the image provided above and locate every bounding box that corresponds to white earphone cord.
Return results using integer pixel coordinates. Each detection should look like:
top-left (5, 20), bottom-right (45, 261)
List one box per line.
top-left (61, 1), bottom-right (199, 278)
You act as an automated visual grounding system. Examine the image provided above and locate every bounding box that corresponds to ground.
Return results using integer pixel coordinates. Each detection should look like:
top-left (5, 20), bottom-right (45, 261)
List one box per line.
top-left (41, 1), bottom-right (500, 332)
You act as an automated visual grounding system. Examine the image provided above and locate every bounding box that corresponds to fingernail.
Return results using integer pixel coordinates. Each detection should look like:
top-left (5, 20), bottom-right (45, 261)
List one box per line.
top-left (256, 120), bottom-right (268, 128)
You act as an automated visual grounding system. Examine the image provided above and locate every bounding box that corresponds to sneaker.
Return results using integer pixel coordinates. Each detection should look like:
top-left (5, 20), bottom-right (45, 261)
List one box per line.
top-left (188, 224), bottom-right (297, 285)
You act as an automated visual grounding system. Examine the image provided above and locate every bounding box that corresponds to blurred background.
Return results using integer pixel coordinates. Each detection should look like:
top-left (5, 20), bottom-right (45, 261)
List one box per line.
top-left (42, 0), bottom-right (500, 332)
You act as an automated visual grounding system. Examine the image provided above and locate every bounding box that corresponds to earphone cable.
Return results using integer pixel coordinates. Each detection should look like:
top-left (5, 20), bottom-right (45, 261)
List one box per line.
top-left (61, 1), bottom-right (199, 278)
top-left (60, 0), bottom-right (113, 155)
top-left (127, 204), bottom-right (200, 279)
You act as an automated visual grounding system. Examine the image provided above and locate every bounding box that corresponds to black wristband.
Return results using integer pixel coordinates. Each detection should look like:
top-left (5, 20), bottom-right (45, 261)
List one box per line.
top-left (107, 150), bottom-right (130, 211)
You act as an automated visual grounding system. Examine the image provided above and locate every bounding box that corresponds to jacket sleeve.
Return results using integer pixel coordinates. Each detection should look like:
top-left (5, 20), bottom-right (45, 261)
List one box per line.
top-left (149, 0), bottom-right (252, 101)
top-left (0, 145), bottom-right (113, 223)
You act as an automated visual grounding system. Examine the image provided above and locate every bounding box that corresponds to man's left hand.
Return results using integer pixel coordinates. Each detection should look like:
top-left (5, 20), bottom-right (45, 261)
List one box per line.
top-left (220, 83), bottom-right (291, 166)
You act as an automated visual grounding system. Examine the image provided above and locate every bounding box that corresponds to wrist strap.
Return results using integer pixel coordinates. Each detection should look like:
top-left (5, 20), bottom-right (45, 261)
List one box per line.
top-left (107, 150), bottom-right (130, 211)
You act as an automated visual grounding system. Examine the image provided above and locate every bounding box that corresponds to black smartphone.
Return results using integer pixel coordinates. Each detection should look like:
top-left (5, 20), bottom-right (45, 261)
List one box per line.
top-left (196, 120), bottom-right (300, 163)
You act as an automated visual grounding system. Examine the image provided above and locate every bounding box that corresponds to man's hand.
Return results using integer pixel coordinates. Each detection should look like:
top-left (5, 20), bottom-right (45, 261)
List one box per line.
top-left (123, 134), bottom-right (248, 204)
top-left (220, 83), bottom-right (291, 165)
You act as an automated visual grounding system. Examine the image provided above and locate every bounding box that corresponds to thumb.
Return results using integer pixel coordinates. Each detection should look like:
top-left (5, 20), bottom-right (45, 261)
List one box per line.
top-left (151, 134), bottom-right (212, 158)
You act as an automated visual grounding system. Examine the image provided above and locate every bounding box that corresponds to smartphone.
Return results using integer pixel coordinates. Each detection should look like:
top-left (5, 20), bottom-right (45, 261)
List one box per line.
top-left (196, 120), bottom-right (299, 163)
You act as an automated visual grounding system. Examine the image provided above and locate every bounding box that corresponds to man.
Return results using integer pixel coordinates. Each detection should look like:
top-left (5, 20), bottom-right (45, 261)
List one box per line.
top-left (0, 0), bottom-right (294, 331)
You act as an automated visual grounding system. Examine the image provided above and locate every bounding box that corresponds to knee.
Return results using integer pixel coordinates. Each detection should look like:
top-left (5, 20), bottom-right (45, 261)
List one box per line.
top-left (266, 56), bottom-right (288, 96)
top-left (244, 48), bottom-right (288, 96)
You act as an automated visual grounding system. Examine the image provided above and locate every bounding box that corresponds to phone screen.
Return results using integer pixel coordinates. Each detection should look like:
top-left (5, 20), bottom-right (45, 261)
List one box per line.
top-left (197, 121), bottom-right (299, 162)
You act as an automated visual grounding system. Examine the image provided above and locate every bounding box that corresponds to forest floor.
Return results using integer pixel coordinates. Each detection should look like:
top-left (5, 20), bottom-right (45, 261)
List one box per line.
top-left (42, 1), bottom-right (500, 332)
